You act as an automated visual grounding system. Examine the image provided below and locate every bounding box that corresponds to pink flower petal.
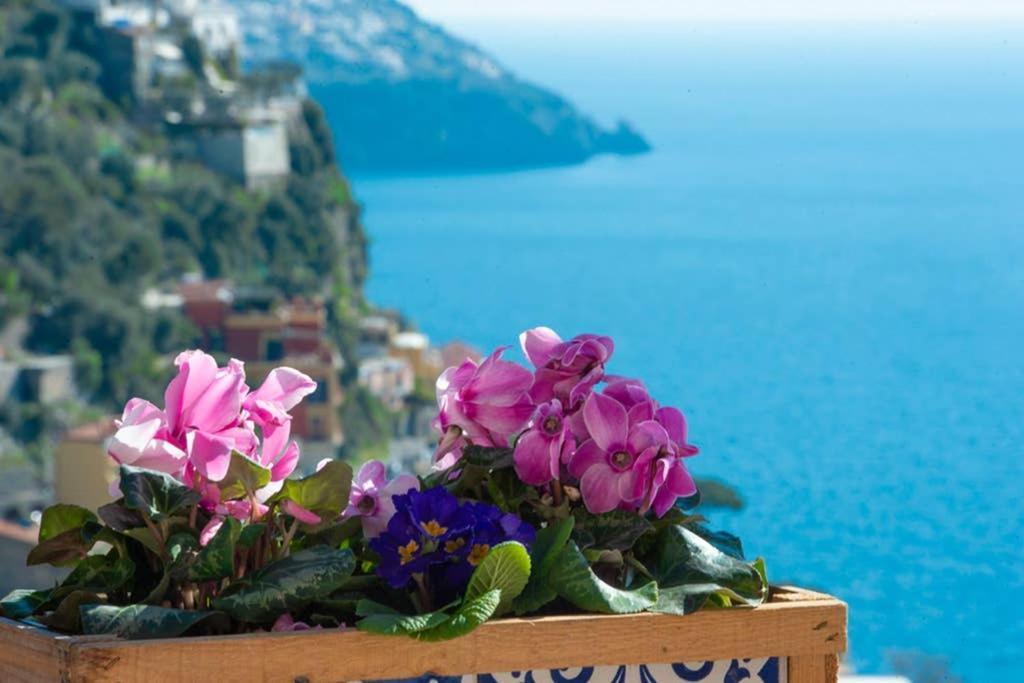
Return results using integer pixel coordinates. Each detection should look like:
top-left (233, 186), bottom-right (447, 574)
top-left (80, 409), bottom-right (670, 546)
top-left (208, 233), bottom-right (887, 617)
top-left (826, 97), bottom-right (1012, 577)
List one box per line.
top-left (582, 392), bottom-right (628, 453)
top-left (199, 515), bottom-right (225, 546)
top-left (519, 326), bottom-right (562, 367)
top-left (567, 439), bottom-right (606, 479)
top-left (269, 442), bottom-right (300, 481)
top-left (355, 460), bottom-right (388, 489)
top-left (514, 430), bottom-right (556, 485)
top-left (580, 463), bottom-right (622, 514)
top-left (461, 348), bottom-right (533, 401)
top-left (250, 368), bottom-right (316, 412)
top-left (187, 430), bottom-right (234, 482)
top-left (282, 500), bottom-right (322, 525)
top-left (627, 420), bottom-right (670, 455)
top-left (656, 407), bottom-right (688, 445)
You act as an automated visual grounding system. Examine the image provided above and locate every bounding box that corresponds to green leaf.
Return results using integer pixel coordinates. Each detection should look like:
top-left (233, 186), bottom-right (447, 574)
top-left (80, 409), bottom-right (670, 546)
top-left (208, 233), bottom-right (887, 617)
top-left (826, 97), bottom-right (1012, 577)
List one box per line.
top-left (189, 517), bottom-right (240, 581)
top-left (686, 522), bottom-right (746, 560)
top-left (549, 541), bottom-right (657, 614)
top-left (26, 524), bottom-right (101, 567)
top-left (38, 590), bottom-right (103, 632)
top-left (415, 589), bottom-right (502, 642)
top-left (651, 583), bottom-right (729, 615)
top-left (167, 532), bottom-right (199, 567)
top-left (355, 600), bottom-right (451, 635)
top-left (237, 523), bottom-right (267, 549)
top-left (572, 509), bottom-right (653, 551)
top-left (0, 589), bottom-right (51, 619)
top-left (80, 604), bottom-right (228, 639)
top-left (512, 516), bottom-right (574, 615)
top-left (276, 460), bottom-right (353, 520)
top-left (123, 526), bottom-right (164, 556)
top-left (213, 546), bottom-right (355, 622)
top-left (96, 501), bottom-right (145, 531)
top-left (218, 451), bottom-right (272, 501)
top-left (38, 504), bottom-right (97, 542)
top-left (644, 525), bottom-right (766, 608)
top-left (463, 445), bottom-right (515, 469)
top-left (465, 541), bottom-right (530, 616)
top-left (60, 553), bottom-right (135, 591)
top-left (119, 465), bottom-right (201, 521)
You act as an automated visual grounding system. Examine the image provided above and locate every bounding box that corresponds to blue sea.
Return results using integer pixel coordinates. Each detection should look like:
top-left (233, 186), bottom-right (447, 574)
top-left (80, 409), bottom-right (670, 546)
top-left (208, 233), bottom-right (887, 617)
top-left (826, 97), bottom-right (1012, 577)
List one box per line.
top-left (332, 21), bottom-right (1024, 680)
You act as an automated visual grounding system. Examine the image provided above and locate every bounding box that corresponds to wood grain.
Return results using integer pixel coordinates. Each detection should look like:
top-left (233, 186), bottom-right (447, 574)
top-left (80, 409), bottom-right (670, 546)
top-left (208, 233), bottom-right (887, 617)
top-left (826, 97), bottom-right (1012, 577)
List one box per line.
top-left (788, 653), bottom-right (839, 683)
top-left (0, 618), bottom-right (69, 682)
top-left (1, 587), bottom-right (847, 683)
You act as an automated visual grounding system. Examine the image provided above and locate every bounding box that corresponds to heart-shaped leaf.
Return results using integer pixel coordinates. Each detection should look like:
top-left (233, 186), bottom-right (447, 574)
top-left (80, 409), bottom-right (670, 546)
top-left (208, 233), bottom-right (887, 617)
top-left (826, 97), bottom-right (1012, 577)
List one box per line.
top-left (218, 451), bottom-right (272, 501)
top-left (119, 465), bottom-right (201, 521)
top-left (189, 517), bottom-right (240, 581)
top-left (38, 590), bottom-right (103, 632)
top-left (26, 522), bottom-right (103, 567)
top-left (572, 509), bottom-right (653, 551)
top-left (549, 541), bottom-right (657, 614)
top-left (643, 525), bottom-right (766, 612)
top-left (60, 553), bottom-right (135, 592)
top-left (355, 599), bottom-right (451, 635)
top-left (465, 541), bottom-right (530, 616)
top-left (0, 589), bottom-right (51, 619)
top-left (213, 546), bottom-right (355, 622)
top-left (462, 445), bottom-right (515, 469)
top-left (97, 501), bottom-right (145, 531)
top-left (415, 589), bottom-right (502, 642)
top-left (38, 504), bottom-right (97, 542)
top-left (276, 460), bottom-right (353, 520)
top-left (80, 604), bottom-right (228, 639)
top-left (512, 516), bottom-right (574, 615)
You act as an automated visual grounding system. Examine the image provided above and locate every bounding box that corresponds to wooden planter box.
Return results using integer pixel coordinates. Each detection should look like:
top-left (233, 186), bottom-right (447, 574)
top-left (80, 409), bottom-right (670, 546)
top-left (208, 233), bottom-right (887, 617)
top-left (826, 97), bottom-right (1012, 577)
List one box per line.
top-left (0, 587), bottom-right (844, 683)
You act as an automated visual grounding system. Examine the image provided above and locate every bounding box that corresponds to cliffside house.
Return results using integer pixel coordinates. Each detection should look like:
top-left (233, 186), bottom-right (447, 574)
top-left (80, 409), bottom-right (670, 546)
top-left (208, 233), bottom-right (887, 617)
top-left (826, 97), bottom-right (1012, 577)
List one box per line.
top-left (179, 282), bottom-right (345, 467)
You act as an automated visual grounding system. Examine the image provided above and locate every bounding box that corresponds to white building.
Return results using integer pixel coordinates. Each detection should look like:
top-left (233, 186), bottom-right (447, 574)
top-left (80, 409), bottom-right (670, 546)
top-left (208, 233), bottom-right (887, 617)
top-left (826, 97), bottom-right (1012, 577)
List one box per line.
top-left (189, 3), bottom-right (240, 58)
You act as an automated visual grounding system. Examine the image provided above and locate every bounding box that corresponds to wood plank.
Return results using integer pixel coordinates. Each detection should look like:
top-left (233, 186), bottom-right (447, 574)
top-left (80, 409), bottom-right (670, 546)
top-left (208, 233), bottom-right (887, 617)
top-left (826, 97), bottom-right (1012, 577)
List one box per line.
top-left (66, 597), bottom-right (847, 683)
top-left (788, 653), bottom-right (839, 683)
top-left (0, 618), bottom-right (70, 682)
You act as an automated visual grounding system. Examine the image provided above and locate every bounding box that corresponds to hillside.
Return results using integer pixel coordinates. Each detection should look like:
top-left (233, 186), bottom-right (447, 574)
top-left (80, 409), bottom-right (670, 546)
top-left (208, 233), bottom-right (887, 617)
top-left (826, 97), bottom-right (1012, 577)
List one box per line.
top-left (230, 0), bottom-right (650, 172)
top-left (0, 1), bottom-right (379, 455)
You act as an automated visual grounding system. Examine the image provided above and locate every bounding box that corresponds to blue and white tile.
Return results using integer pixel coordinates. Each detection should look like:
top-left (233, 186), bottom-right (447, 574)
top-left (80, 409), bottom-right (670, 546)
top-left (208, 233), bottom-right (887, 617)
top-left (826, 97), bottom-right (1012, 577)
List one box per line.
top-left (367, 656), bottom-right (785, 683)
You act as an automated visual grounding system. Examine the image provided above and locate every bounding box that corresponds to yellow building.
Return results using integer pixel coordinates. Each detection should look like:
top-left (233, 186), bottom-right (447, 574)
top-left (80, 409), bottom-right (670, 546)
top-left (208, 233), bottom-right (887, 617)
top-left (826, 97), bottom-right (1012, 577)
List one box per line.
top-left (53, 419), bottom-right (118, 512)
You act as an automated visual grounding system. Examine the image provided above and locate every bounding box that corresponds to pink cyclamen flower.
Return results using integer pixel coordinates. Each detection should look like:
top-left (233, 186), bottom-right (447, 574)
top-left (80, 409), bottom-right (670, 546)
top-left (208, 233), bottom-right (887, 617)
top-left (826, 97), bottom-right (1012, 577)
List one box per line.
top-left (343, 460), bottom-right (419, 538)
top-left (520, 327), bottom-right (614, 410)
top-left (108, 398), bottom-right (187, 479)
top-left (513, 400), bottom-right (576, 485)
top-left (243, 367), bottom-right (317, 480)
top-left (568, 391), bottom-right (672, 514)
top-left (163, 351), bottom-right (255, 482)
top-left (433, 347), bottom-right (534, 463)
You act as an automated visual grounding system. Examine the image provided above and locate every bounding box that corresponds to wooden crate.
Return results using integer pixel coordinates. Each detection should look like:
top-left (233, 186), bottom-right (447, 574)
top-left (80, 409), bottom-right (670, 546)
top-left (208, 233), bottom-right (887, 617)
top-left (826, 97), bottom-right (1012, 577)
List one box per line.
top-left (0, 586), bottom-right (845, 683)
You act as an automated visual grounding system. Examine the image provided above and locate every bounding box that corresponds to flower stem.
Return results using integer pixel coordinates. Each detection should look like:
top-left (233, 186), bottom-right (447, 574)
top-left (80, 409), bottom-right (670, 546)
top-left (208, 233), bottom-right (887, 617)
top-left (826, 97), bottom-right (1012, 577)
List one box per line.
top-left (551, 479), bottom-right (564, 507)
top-left (279, 518), bottom-right (300, 559)
top-left (412, 573), bottom-right (433, 613)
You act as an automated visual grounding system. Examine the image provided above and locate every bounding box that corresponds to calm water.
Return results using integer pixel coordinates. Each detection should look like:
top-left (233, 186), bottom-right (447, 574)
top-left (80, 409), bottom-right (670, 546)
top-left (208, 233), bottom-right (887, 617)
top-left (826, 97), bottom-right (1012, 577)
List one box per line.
top-left (333, 22), bottom-right (1024, 680)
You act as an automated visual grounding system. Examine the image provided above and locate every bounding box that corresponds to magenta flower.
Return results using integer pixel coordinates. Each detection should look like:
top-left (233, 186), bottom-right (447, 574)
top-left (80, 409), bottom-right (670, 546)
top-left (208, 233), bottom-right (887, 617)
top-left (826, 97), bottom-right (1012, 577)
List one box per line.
top-left (244, 368), bottom-right (317, 480)
top-left (108, 398), bottom-right (187, 478)
top-left (520, 327), bottom-right (614, 410)
top-left (434, 347), bottom-right (534, 463)
top-left (107, 351), bottom-right (316, 522)
top-left (568, 391), bottom-right (671, 514)
top-left (513, 400), bottom-right (575, 485)
top-left (343, 460), bottom-right (419, 538)
top-left (163, 351), bottom-right (255, 482)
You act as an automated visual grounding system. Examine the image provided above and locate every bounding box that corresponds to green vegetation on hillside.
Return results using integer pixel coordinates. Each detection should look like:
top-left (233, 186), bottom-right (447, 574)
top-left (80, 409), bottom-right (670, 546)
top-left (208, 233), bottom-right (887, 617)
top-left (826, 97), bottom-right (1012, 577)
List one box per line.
top-left (0, 1), bottom-right (386, 460)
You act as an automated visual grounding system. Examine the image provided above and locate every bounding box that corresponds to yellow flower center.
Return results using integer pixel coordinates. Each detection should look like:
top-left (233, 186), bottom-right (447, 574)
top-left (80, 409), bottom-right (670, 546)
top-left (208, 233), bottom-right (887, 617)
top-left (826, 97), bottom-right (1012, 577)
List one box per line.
top-left (420, 520), bottom-right (448, 537)
top-left (398, 539), bottom-right (420, 565)
top-left (468, 543), bottom-right (491, 566)
top-left (444, 537), bottom-right (467, 553)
